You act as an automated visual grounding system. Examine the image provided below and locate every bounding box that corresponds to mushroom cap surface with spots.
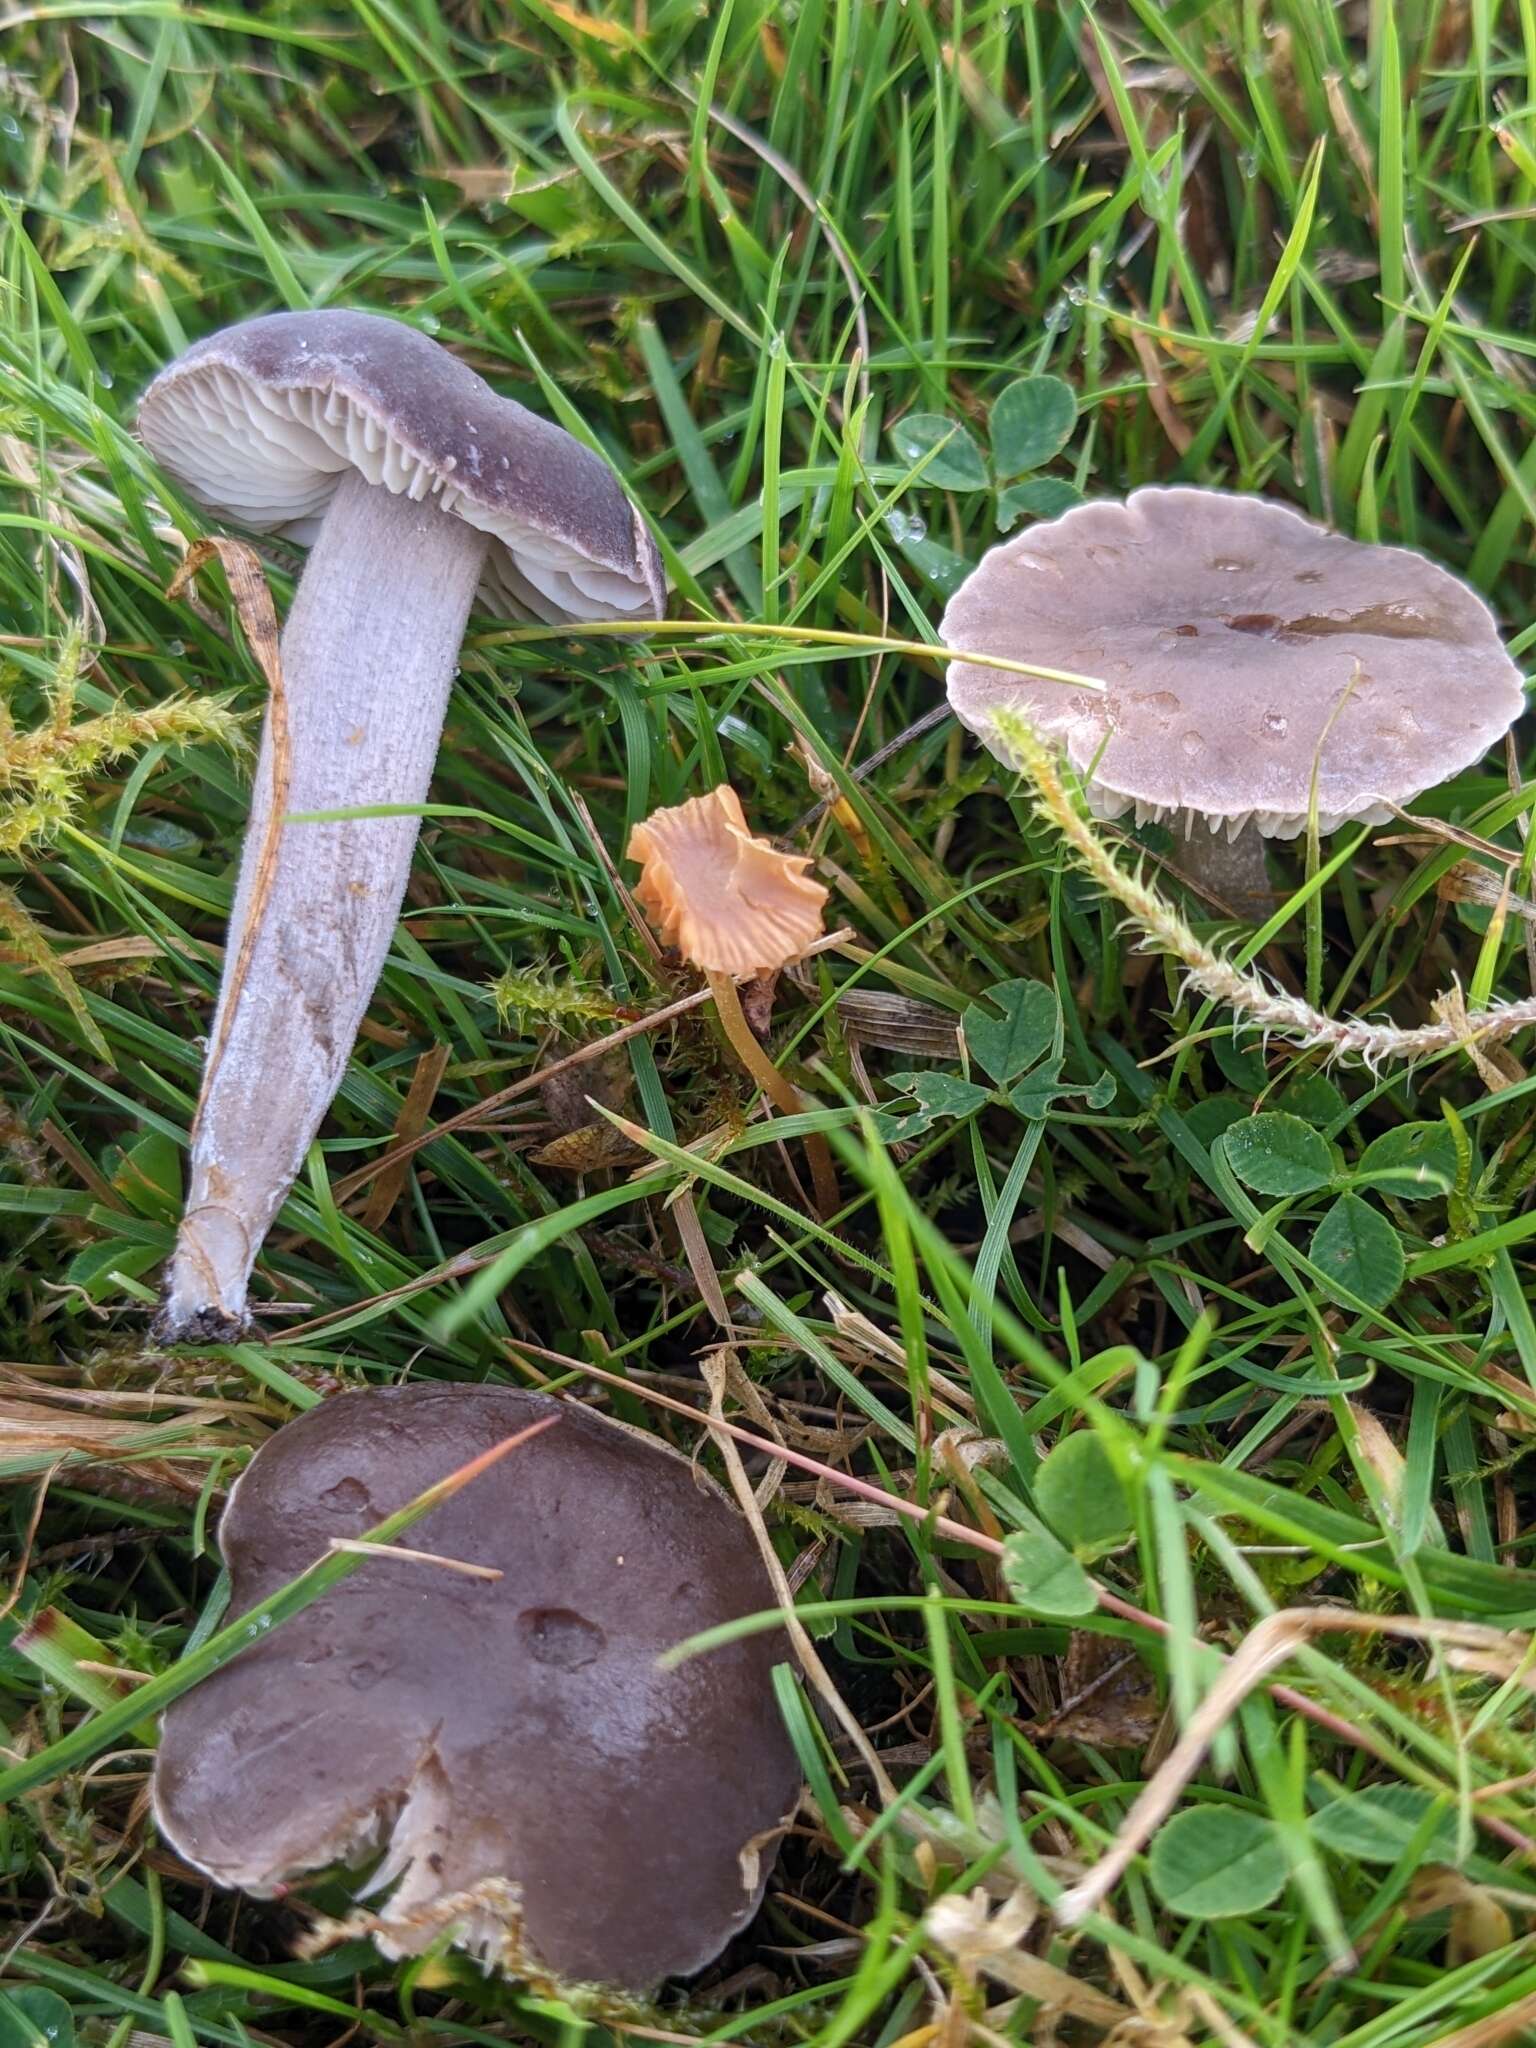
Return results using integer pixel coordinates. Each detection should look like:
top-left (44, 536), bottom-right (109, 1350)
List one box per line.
top-left (139, 309), bottom-right (665, 624)
top-left (152, 1384), bottom-right (799, 1994)
top-left (941, 486), bottom-right (1525, 837)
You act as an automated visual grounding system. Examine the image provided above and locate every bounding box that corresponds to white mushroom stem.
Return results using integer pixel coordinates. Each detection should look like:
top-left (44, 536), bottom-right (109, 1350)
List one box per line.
top-left (155, 470), bottom-right (489, 1342)
top-left (1175, 820), bottom-right (1272, 924)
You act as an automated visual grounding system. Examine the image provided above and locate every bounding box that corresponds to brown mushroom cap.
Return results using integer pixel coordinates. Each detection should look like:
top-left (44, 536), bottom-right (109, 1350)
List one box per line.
top-left (941, 487), bottom-right (1526, 836)
top-left (140, 310), bottom-right (665, 624)
top-left (152, 1385), bottom-right (799, 1994)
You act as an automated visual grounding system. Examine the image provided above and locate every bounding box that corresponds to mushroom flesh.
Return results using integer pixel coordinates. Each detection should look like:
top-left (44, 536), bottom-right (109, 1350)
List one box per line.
top-left (627, 784), bottom-right (828, 978)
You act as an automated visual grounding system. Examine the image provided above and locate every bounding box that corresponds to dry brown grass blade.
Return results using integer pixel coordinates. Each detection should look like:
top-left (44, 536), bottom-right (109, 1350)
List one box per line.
top-left (700, 1350), bottom-right (897, 1805)
top-left (0, 1364), bottom-right (267, 1415)
top-left (52, 933), bottom-right (167, 970)
top-left (166, 537), bottom-right (289, 1122)
top-left (0, 1459), bottom-right (59, 1623)
top-left (1128, 326), bottom-right (1195, 455)
top-left (821, 988), bottom-right (961, 1057)
top-left (1416, 1989), bottom-right (1536, 2048)
top-left (330, 979), bottom-right (715, 1200)
top-left (325, 1537), bottom-right (503, 1581)
top-left (0, 1398), bottom-right (254, 1455)
top-left (0, 1381), bottom-right (268, 1505)
top-left (670, 1190), bottom-right (732, 1327)
top-left (923, 1888), bottom-right (1128, 2030)
top-left (359, 1041), bottom-right (451, 1231)
top-left (329, 924), bottom-right (854, 1203)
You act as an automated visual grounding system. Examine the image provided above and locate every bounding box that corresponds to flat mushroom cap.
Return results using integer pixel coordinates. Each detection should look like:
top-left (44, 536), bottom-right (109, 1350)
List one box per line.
top-left (152, 1385), bottom-right (799, 1995)
top-left (627, 785), bottom-right (828, 978)
top-left (941, 486), bottom-right (1526, 837)
top-left (139, 309), bottom-right (665, 625)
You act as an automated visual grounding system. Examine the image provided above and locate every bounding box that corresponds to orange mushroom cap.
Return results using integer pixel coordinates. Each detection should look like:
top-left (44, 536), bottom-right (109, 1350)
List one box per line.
top-left (626, 785), bottom-right (827, 978)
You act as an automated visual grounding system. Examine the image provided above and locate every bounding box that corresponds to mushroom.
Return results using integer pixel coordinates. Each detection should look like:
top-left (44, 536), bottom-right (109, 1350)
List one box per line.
top-left (940, 486), bottom-right (1525, 919)
top-left (139, 311), bottom-right (664, 1341)
top-left (152, 1382), bottom-right (799, 1997)
top-left (627, 785), bottom-right (837, 1213)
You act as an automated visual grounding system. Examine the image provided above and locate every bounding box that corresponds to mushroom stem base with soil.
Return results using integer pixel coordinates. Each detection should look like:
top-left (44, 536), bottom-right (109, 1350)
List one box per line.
top-left (1174, 819), bottom-right (1273, 924)
top-left (154, 470), bottom-right (489, 1342)
top-left (704, 969), bottom-right (840, 1219)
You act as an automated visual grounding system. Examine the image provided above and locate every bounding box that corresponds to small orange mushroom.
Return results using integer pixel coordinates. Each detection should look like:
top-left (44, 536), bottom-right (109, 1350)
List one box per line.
top-left (627, 786), bottom-right (836, 1214)
top-left (628, 785), bottom-right (827, 977)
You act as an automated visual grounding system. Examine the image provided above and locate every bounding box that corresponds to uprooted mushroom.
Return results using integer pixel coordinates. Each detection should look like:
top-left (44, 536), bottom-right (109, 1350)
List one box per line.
top-left (152, 1383), bottom-right (800, 1997)
top-left (940, 486), bottom-right (1525, 919)
top-left (140, 311), bottom-right (664, 1342)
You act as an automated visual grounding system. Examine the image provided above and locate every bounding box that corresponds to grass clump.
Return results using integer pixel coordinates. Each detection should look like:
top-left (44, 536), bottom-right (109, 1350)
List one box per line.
top-left (3, 3), bottom-right (1536, 2046)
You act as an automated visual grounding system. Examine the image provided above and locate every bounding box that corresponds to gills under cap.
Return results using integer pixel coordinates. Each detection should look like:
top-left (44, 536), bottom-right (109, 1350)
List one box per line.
top-left (139, 309), bottom-right (665, 624)
top-left (152, 1384), bottom-right (798, 1996)
top-left (941, 486), bottom-right (1526, 838)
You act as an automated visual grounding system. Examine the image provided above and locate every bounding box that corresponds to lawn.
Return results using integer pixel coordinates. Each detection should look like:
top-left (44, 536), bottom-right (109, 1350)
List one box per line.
top-left (3, 1), bottom-right (1536, 2043)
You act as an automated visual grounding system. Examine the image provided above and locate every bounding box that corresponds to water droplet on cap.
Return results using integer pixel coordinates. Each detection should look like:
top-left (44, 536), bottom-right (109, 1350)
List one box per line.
top-left (1137, 690), bottom-right (1180, 729)
top-left (324, 1476), bottom-right (373, 1514)
top-left (518, 1607), bottom-right (605, 1671)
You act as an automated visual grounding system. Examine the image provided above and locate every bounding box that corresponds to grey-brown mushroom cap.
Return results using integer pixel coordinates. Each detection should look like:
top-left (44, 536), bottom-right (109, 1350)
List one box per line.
top-left (151, 1384), bottom-right (799, 1994)
top-left (941, 486), bottom-right (1527, 837)
top-left (139, 310), bottom-right (666, 626)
